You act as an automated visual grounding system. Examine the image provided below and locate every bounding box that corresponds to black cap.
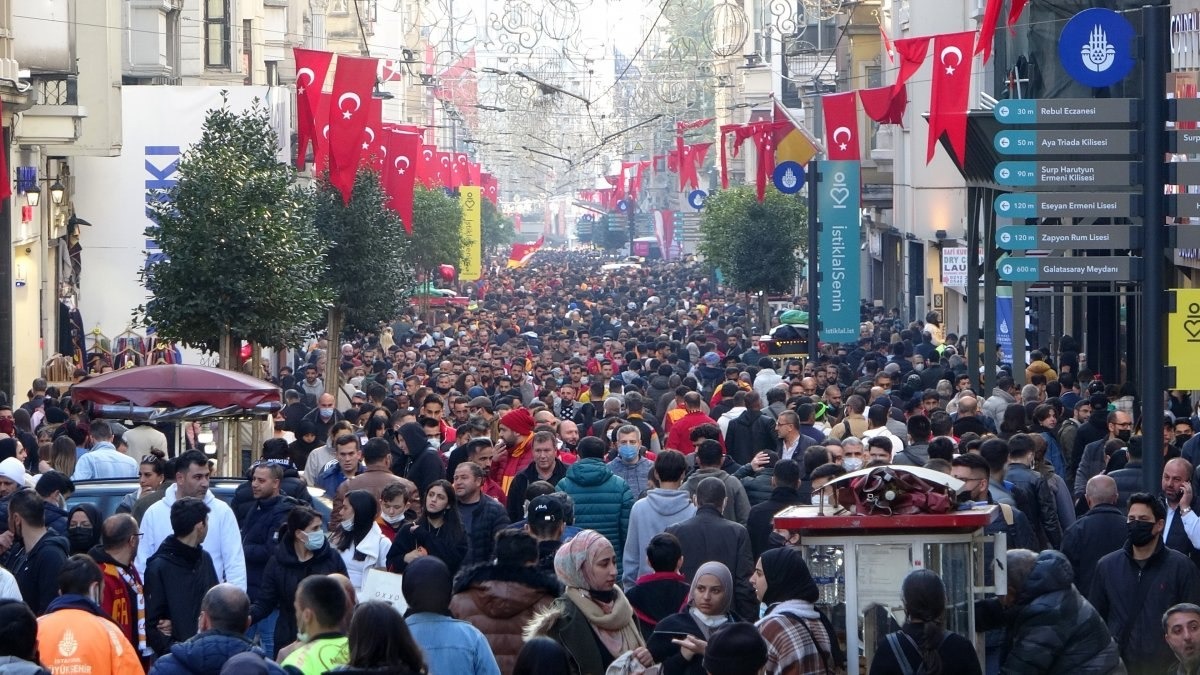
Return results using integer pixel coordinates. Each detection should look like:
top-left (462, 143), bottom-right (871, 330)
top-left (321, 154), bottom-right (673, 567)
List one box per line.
top-left (528, 495), bottom-right (564, 524)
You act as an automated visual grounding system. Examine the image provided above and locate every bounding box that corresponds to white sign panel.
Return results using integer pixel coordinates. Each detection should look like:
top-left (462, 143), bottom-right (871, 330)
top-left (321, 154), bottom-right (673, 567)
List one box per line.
top-left (72, 87), bottom-right (288, 358)
top-left (941, 246), bottom-right (969, 288)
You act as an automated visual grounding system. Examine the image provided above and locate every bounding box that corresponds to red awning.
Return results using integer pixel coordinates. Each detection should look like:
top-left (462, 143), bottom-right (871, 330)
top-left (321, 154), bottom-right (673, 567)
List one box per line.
top-left (71, 364), bottom-right (281, 409)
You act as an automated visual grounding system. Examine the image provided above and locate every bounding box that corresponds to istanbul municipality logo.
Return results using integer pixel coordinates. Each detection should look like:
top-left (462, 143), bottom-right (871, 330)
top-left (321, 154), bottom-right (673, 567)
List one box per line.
top-left (1059, 8), bottom-right (1134, 88)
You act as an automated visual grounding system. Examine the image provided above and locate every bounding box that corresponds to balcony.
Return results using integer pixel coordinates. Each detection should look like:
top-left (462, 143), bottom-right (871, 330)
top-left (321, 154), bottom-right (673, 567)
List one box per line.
top-left (18, 72), bottom-right (85, 146)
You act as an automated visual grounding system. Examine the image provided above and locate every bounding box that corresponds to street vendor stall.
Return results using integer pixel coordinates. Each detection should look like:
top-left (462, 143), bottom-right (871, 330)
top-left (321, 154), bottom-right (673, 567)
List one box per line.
top-left (773, 466), bottom-right (1000, 674)
top-left (70, 364), bottom-right (281, 475)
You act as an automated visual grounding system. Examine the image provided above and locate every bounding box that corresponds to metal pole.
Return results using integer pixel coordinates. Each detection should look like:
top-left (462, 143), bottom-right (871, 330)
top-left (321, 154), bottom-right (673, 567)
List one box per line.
top-left (1142, 3), bottom-right (1168, 493)
top-left (807, 159), bottom-right (820, 364)
top-left (966, 187), bottom-right (980, 374)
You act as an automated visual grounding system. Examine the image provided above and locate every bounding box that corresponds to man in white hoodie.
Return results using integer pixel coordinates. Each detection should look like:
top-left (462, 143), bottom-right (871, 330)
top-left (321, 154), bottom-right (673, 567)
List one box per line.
top-left (860, 404), bottom-right (906, 457)
top-left (622, 450), bottom-right (696, 590)
top-left (136, 450), bottom-right (247, 591)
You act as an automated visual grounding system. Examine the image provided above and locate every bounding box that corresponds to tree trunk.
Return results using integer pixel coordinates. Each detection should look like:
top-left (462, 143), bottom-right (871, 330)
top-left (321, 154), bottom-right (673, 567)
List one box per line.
top-left (759, 292), bottom-right (771, 338)
top-left (326, 307), bottom-right (344, 407)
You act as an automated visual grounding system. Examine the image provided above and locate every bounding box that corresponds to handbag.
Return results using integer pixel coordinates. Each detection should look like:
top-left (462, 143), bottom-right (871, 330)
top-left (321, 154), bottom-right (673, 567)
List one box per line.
top-left (835, 467), bottom-right (954, 516)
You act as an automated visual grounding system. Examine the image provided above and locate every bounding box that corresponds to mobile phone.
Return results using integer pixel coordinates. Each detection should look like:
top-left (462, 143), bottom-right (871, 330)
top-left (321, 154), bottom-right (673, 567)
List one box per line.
top-left (659, 632), bottom-right (693, 640)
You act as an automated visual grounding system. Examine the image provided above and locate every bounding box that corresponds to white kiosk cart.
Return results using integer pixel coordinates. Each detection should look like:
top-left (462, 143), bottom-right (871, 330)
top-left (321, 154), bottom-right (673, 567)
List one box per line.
top-left (773, 503), bottom-right (1001, 673)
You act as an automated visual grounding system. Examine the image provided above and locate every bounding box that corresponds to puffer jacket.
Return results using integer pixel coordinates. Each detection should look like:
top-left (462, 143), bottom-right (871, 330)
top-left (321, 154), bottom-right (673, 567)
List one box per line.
top-left (525, 593), bottom-right (637, 675)
top-left (232, 463), bottom-right (311, 526)
top-left (1004, 549), bottom-right (1121, 675)
top-left (723, 409), bottom-right (777, 466)
top-left (733, 465), bottom-right (776, 506)
top-left (450, 563), bottom-right (562, 675)
top-left (149, 630), bottom-right (286, 675)
top-left (556, 458), bottom-right (633, 569)
top-left (239, 495), bottom-right (298, 602)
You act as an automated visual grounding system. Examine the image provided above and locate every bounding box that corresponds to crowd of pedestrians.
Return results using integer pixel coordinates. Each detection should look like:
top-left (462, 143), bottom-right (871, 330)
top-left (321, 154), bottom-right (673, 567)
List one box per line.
top-left (0, 251), bottom-right (1197, 675)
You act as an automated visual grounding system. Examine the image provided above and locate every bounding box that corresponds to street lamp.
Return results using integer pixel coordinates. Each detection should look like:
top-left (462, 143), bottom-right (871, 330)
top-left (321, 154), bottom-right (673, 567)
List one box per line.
top-left (24, 185), bottom-right (40, 208)
top-left (50, 180), bottom-right (65, 205)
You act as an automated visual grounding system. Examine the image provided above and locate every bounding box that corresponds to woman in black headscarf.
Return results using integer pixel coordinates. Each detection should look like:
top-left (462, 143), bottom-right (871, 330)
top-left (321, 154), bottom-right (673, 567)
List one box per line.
top-left (66, 503), bottom-right (103, 554)
top-left (287, 420), bottom-right (322, 470)
top-left (751, 547), bottom-right (837, 675)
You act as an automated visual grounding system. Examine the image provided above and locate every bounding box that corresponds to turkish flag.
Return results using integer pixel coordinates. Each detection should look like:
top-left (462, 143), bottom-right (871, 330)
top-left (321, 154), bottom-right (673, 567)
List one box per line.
top-left (752, 122), bottom-right (785, 202)
top-left (482, 173), bottom-right (499, 204)
top-left (680, 143), bottom-right (712, 190)
top-left (821, 92), bottom-right (860, 161)
top-left (418, 145), bottom-right (438, 187)
top-left (860, 84), bottom-right (908, 125)
top-left (379, 59), bottom-right (404, 83)
top-left (975, 0), bottom-right (1003, 63)
top-left (327, 55), bottom-right (378, 204)
top-left (313, 94), bottom-right (331, 175)
top-left (880, 25), bottom-right (895, 64)
top-left (435, 151), bottom-right (453, 187)
top-left (450, 152), bottom-right (469, 189)
top-left (892, 36), bottom-right (931, 95)
top-left (467, 161), bottom-right (481, 187)
top-left (1009, 0), bottom-right (1030, 29)
top-left (382, 130), bottom-right (420, 234)
top-left (927, 31), bottom-right (975, 165)
top-left (360, 97), bottom-right (383, 169)
top-left (294, 48), bottom-right (333, 170)
top-left (606, 174), bottom-right (624, 202)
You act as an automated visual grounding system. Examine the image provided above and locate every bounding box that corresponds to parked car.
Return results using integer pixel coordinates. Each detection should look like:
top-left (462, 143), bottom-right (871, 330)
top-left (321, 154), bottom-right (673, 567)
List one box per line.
top-left (66, 477), bottom-right (333, 523)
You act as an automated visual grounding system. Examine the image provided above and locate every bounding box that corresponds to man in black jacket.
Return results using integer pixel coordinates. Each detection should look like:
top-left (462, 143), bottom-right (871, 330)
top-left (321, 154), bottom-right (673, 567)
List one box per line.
top-left (145, 497), bottom-right (220, 655)
top-left (453, 462), bottom-right (510, 568)
top-left (1006, 433), bottom-right (1062, 549)
top-left (1107, 435), bottom-right (1145, 509)
top-left (400, 422), bottom-right (444, 498)
top-left (1090, 492), bottom-right (1200, 675)
top-left (7, 487), bottom-right (69, 614)
top-left (506, 431), bottom-right (568, 522)
top-left (665, 477), bottom-right (757, 621)
top-left (1061, 475), bottom-right (1126, 596)
top-left (745, 459), bottom-right (803, 560)
top-left (724, 392), bottom-right (777, 466)
top-left (239, 463), bottom-right (296, 657)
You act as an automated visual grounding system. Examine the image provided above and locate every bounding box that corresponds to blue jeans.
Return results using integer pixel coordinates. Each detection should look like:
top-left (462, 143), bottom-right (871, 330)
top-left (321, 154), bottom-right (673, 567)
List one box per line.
top-left (246, 609), bottom-right (279, 657)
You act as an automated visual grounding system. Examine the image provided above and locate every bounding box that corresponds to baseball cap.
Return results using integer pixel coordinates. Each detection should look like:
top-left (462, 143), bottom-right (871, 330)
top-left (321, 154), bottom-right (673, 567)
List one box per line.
top-left (528, 495), bottom-right (564, 525)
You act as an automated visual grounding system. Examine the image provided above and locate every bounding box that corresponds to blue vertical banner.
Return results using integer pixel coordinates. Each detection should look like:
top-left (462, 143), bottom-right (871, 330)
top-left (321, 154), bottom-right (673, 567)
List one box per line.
top-left (816, 160), bottom-right (861, 342)
top-left (996, 286), bottom-right (1014, 366)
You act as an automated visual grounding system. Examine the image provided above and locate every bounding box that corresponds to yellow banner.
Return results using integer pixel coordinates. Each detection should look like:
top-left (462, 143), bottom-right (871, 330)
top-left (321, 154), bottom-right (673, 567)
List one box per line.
top-left (1170, 289), bottom-right (1200, 389)
top-left (459, 187), bottom-right (482, 281)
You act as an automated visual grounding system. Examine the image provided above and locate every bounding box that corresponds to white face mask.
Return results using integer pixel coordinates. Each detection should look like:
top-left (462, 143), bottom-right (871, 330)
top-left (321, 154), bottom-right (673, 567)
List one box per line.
top-left (304, 530), bottom-right (326, 551)
top-left (340, 519), bottom-right (355, 532)
top-left (381, 511), bottom-right (405, 525)
top-left (843, 457), bottom-right (864, 471)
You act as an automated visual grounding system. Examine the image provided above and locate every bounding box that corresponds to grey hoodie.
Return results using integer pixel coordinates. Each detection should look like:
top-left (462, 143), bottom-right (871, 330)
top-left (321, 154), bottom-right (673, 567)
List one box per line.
top-left (621, 488), bottom-right (697, 589)
top-left (0, 656), bottom-right (49, 675)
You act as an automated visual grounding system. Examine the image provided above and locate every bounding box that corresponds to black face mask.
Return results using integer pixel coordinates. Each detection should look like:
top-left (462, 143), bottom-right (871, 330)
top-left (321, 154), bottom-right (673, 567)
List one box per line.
top-left (1116, 430), bottom-right (1132, 443)
top-left (1128, 520), bottom-right (1156, 547)
top-left (68, 526), bottom-right (94, 553)
top-left (1178, 433), bottom-right (1193, 446)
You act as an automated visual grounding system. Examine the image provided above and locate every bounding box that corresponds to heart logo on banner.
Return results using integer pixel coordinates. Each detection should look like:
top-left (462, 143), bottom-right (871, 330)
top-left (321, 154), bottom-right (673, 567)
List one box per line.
top-left (1185, 319), bottom-right (1200, 339)
top-left (830, 187), bottom-right (850, 205)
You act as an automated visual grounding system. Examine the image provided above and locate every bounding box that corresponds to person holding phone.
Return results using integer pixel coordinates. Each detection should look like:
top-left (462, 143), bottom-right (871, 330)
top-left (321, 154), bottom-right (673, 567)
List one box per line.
top-left (646, 562), bottom-right (740, 675)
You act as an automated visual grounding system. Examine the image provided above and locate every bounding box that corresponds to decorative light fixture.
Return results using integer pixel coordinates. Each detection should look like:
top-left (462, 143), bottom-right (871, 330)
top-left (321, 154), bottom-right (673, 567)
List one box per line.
top-left (50, 180), bottom-right (65, 205)
top-left (24, 185), bottom-right (40, 208)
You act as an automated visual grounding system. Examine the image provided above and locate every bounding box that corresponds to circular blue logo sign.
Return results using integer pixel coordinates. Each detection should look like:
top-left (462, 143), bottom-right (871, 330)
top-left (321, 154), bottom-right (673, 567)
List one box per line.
top-left (617, 199), bottom-right (630, 213)
top-left (687, 190), bottom-right (707, 210)
top-left (1058, 8), bottom-right (1135, 88)
top-left (581, 213), bottom-right (594, 222)
top-left (773, 161), bottom-right (806, 195)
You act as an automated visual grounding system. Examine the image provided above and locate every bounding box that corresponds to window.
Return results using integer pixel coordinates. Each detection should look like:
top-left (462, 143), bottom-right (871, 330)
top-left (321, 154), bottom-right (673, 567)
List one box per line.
top-left (205, 0), bottom-right (231, 69)
top-left (242, 19), bottom-right (253, 84)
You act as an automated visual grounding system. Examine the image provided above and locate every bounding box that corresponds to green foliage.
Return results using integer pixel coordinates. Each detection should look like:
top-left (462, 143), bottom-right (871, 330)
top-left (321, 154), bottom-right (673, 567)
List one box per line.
top-left (698, 185), bottom-right (807, 295)
top-left (139, 97), bottom-right (329, 352)
top-left (480, 198), bottom-right (515, 254)
top-left (405, 185), bottom-right (465, 273)
top-left (313, 168), bottom-right (413, 334)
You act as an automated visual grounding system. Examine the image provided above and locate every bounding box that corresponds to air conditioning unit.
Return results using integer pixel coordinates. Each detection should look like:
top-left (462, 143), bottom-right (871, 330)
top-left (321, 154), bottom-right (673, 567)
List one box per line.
top-left (0, 58), bottom-right (21, 85)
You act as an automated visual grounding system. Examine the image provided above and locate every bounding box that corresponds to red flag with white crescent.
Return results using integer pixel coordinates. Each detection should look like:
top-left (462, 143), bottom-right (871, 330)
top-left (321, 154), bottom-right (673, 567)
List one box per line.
top-left (382, 130), bottom-right (420, 234)
top-left (927, 31), bottom-right (975, 165)
top-left (327, 55), bottom-right (378, 204)
top-left (892, 36), bottom-right (931, 95)
top-left (313, 93), bottom-right (331, 175)
top-left (860, 84), bottom-right (908, 125)
top-left (360, 97), bottom-right (383, 169)
top-left (418, 145), bottom-right (438, 187)
top-left (293, 48), bottom-right (333, 170)
top-left (821, 92), bottom-right (860, 161)
top-left (451, 152), bottom-right (469, 189)
top-left (435, 151), bottom-right (453, 187)
top-left (482, 173), bottom-right (499, 204)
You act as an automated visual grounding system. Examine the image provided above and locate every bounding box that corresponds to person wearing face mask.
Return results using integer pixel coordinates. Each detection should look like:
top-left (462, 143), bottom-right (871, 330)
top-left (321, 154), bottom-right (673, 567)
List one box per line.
top-left (329, 437), bottom-right (415, 531)
top-left (745, 460), bottom-right (804, 560)
top-left (31, 470), bottom-right (73, 536)
top-left (607, 425), bottom-right (653, 498)
top-left (36, 555), bottom-right (143, 673)
top-left (66, 503), bottom-right (103, 555)
top-left (647, 561), bottom-right (739, 675)
top-left (250, 507), bottom-right (346, 657)
top-left (1073, 406), bottom-right (1132, 501)
top-left (330, 490), bottom-right (390, 595)
top-left (1089, 493), bottom-right (1200, 675)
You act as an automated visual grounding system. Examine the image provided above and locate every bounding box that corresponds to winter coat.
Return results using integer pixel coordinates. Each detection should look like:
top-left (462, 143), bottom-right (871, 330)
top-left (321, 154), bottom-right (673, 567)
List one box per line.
top-left (505, 459), bottom-right (568, 522)
top-left (647, 611), bottom-right (740, 675)
top-left (1107, 462), bottom-right (1143, 509)
top-left (388, 518), bottom-right (469, 576)
top-left (682, 468), bottom-right (751, 524)
top-left (239, 495), bottom-right (298, 602)
top-left (557, 458), bottom-right (634, 568)
top-left (0, 656), bottom-right (48, 675)
top-left (137, 484), bottom-right (247, 592)
top-left (646, 375), bottom-right (673, 418)
top-left (1060, 504), bottom-right (1127, 597)
top-left (524, 593), bottom-right (635, 675)
top-left (461, 494), bottom-right (511, 569)
top-left (145, 536), bottom-right (220, 655)
top-left (983, 388), bottom-right (1018, 429)
top-left (250, 537), bottom-right (347, 652)
top-left (149, 630), bottom-right (285, 675)
top-left (625, 572), bottom-right (690, 640)
top-left (449, 563), bottom-right (561, 675)
top-left (1089, 539), bottom-right (1200, 672)
top-left (12, 532), bottom-right (68, 615)
top-left (732, 464), bottom-right (776, 507)
top-left (42, 501), bottom-right (69, 536)
top-left (232, 465), bottom-right (311, 525)
top-left (723, 409), bottom-right (778, 466)
top-left (621, 488), bottom-right (697, 589)
top-left (1006, 463), bottom-right (1062, 550)
top-left (746, 486), bottom-right (804, 560)
top-left (665, 506), bottom-right (757, 621)
top-left (331, 468), bottom-right (416, 529)
top-left (606, 456), bottom-right (654, 498)
top-left (1004, 550), bottom-right (1121, 675)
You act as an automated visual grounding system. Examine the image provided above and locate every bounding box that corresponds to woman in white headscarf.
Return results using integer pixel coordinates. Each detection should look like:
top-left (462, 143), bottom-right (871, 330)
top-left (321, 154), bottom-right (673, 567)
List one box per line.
top-left (524, 529), bottom-right (653, 673)
top-left (647, 561), bottom-right (739, 675)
